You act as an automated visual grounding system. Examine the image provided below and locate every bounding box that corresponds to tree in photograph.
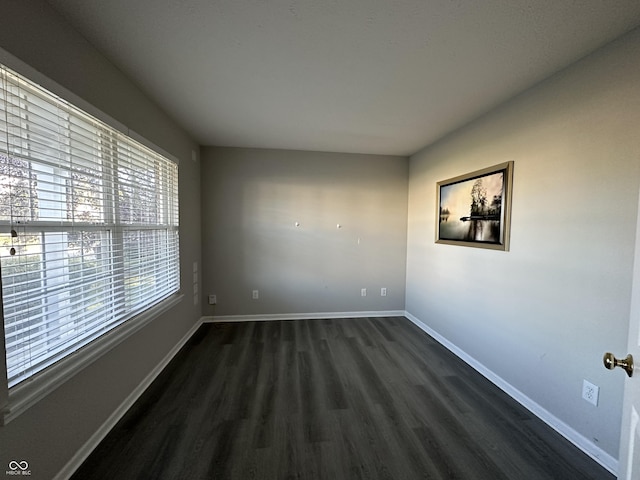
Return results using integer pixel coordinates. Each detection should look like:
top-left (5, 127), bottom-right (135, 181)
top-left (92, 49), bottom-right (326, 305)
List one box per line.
top-left (470, 179), bottom-right (487, 216)
top-left (488, 194), bottom-right (502, 216)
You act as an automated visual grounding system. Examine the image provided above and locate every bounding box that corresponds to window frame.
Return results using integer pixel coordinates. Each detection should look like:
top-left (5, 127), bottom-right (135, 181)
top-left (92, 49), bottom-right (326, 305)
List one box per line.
top-left (0, 51), bottom-right (183, 425)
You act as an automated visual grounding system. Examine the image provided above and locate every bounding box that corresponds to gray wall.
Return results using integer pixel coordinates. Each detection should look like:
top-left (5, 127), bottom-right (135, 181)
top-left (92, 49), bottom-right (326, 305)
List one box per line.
top-left (201, 147), bottom-right (408, 316)
top-left (405, 28), bottom-right (640, 460)
top-left (0, 2), bottom-right (201, 479)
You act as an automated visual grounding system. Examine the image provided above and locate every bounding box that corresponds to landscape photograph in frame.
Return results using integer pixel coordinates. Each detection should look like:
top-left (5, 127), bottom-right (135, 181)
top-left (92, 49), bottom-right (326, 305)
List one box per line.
top-left (436, 161), bottom-right (513, 251)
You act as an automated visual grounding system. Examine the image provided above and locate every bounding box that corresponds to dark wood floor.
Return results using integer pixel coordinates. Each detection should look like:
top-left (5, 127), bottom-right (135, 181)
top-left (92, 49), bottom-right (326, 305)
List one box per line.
top-left (72, 317), bottom-right (614, 480)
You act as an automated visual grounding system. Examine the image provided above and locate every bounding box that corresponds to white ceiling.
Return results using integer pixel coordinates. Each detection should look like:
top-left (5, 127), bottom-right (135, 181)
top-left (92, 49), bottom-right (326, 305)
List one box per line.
top-left (46, 0), bottom-right (640, 156)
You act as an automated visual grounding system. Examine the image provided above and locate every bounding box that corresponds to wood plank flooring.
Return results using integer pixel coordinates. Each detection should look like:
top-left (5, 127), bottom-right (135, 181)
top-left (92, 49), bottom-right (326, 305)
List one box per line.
top-left (71, 317), bottom-right (615, 479)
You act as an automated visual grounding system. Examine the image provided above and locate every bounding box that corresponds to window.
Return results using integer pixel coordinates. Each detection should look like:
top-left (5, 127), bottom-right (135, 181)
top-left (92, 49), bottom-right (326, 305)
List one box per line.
top-left (0, 64), bottom-right (180, 389)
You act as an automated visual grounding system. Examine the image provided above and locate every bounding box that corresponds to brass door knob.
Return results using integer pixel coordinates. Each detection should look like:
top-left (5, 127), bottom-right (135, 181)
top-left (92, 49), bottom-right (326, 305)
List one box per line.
top-left (603, 352), bottom-right (634, 377)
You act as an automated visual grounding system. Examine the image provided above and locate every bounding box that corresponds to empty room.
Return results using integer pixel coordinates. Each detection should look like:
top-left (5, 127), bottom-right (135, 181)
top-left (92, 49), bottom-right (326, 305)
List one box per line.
top-left (1, 1), bottom-right (640, 479)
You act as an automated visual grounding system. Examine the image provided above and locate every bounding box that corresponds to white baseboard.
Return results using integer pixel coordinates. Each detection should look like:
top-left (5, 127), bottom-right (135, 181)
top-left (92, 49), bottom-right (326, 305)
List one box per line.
top-left (53, 318), bottom-right (204, 480)
top-left (203, 310), bottom-right (406, 323)
top-left (403, 311), bottom-right (619, 476)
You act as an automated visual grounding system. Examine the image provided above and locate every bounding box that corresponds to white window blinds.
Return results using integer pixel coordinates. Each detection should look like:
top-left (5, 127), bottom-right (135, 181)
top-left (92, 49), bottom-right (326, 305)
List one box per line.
top-left (0, 64), bottom-right (180, 388)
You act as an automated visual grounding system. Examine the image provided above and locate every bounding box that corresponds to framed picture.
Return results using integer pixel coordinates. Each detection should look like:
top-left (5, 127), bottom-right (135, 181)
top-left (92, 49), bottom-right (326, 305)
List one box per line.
top-left (436, 161), bottom-right (513, 251)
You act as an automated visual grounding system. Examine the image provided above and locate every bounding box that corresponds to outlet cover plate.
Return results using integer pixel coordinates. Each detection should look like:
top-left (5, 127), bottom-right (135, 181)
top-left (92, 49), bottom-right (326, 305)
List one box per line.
top-left (582, 379), bottom-right (599, 406)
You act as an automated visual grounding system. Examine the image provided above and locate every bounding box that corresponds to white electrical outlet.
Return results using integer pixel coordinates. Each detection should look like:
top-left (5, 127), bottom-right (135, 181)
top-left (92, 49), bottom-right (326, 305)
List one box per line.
top-left (582, 379), bottom-right (599, 406)
top-left (252, 290), bottom-right (259, 299)
top-left (361, 288), bottom-right (367, 297)
top-left (381, 287), bottom-right (387, 296)
top-left (208, 294), bottom-right (217, 305)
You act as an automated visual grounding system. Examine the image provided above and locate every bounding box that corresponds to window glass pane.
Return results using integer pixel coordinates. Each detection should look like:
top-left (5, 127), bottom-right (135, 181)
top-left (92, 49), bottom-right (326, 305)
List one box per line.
top-left (67, 164), bottom-right (105, 223)
top-left (0, 153), bottom-right (37, 222)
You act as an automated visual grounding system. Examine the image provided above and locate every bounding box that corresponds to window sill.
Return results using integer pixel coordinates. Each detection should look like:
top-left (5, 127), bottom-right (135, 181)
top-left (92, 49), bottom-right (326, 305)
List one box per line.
top-left (2, 293), bottom-right (183, 425)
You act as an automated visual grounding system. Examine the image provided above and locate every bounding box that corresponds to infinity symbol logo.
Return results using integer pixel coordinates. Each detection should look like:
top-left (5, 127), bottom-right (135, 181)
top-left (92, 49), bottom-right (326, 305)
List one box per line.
top-left (8, 461), bottom-right (29, 470)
